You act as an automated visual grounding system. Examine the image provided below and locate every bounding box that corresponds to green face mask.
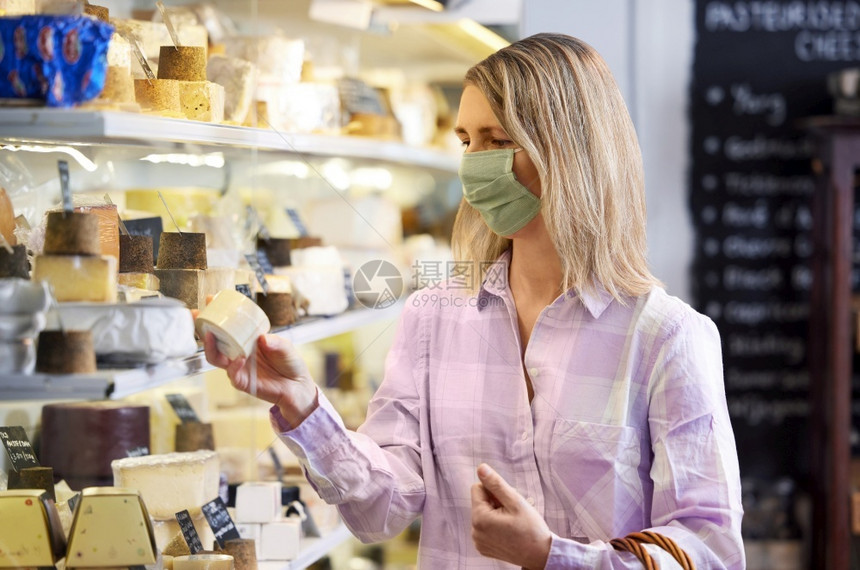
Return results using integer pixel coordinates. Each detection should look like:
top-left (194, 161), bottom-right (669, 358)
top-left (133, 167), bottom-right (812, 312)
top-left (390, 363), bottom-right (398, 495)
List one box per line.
top-left (459, 148), bottom-right (541, 236)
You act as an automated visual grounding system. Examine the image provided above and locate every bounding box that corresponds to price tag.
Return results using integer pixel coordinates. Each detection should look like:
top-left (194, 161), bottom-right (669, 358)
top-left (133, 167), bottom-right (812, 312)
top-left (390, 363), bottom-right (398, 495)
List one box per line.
top-left (247, 206), bottom-right (271, 241)
top-left (0, 426), bottom-right (40, 471)
top-left (58, 160), bottom-right (73, 214)
top-left (67, 492), bottom-right (81, 514)
top-left (285, 208), bottom-right (310, 237)
top-left (126, 445), bottom-right (149, 457)
top-left (255, 248), bottom-right (274, 275)
top-left (244, 252), bottom-right (270, 295)
top-left (201, 497), bottom-right (241, 548)
top-left (235, 283), bottom-right (252, 299)
top-left (165, 394), bottom-right (200, 424)
top-left (175, 509), bottom-right (204, 554)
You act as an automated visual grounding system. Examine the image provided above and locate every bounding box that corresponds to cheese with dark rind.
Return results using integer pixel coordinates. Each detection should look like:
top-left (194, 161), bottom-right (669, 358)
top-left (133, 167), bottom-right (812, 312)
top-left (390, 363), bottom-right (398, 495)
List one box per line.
top-left (43, 211), bottom-right (100, 256)
top-left (40, 401), bottom-right (150, 489)
top-left (158, 232), bottom-right (208, 269)
top-left (158, 45), bottom-right (207, 81)
top-left (255, 291), bottom-right (296, 327)
top-left (0, 243), bottom-right (29, 278)
top-left (120, 233), bottom-right (155, 273)
top-left (35, 329), bottom-right (97, 374)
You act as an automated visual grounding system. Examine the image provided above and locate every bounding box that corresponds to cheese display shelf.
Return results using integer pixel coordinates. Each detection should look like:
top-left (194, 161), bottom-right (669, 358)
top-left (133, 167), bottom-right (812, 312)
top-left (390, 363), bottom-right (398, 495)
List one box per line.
top-left (0, 298), bottom-right (405, 401)
top-left (0, 108), bottom-right (461, 174)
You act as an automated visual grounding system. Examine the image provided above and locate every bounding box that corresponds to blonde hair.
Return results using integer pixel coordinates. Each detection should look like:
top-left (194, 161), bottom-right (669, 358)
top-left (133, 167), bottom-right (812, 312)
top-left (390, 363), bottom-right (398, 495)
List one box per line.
top-left (451, 33), bottom-right (660, 300)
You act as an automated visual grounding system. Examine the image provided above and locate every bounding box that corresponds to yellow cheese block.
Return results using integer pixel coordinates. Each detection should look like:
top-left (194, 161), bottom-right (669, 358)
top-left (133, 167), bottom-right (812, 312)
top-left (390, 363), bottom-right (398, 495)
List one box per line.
top-left (33, 254), bottom-right (118, 302)
top-left (118, 271), bottom-right (160, 290)
top-left (67, 488), bottom-right (157, 567)
top-left (0, 489), bottom-right (65, 567)
top-left (179, 81), bottom-right (225, 123)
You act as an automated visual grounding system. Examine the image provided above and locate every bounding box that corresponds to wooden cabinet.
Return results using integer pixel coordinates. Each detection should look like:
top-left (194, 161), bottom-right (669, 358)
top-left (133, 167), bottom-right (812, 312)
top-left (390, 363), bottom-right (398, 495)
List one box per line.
top-left (803, 116), bottom-right (860, 570)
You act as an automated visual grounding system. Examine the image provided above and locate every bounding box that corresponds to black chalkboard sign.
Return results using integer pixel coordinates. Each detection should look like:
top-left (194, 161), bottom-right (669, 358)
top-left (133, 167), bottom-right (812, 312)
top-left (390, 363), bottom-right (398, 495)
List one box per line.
top-left (165, 394), bottom-right (199, 424)
top-left (689, 0), bottom-right (860, 482)
top-left (0, 426), bottom-right (39, 470)
top-left (175, 509), bottom-right (204, 554)
top-left (244, 252), bottom-right (270, 295)
top-left (201, 497), bottom-right (240, 548)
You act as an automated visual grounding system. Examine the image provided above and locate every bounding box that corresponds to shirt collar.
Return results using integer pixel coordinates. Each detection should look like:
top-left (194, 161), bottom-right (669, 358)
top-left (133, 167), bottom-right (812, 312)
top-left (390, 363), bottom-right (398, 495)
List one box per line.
top-left (477, 249), bottom-right (614, 319)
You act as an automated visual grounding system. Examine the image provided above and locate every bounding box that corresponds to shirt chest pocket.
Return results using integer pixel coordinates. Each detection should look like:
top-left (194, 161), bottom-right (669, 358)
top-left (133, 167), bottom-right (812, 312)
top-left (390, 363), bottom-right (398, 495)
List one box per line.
top-left (549, 419), bottom-right (645, 539)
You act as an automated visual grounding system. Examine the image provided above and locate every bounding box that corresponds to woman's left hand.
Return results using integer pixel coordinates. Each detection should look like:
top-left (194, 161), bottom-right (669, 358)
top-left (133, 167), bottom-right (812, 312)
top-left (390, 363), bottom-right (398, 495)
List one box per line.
top-left (471, 463), bottom-right (552, 569)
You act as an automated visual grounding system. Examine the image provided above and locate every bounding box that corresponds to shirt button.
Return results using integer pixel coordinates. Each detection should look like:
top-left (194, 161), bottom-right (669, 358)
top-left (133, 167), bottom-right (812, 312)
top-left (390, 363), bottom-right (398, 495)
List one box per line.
top-left (527, 496), bottom-right (535, 506)
top-left (529, 367), bottom-right (538, 377)
top-left (521, 431), bottom-right (528, 441)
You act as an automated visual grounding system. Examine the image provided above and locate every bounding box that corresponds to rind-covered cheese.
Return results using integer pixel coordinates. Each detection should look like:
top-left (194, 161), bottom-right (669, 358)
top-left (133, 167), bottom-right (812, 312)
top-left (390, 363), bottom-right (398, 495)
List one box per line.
top-left (135, 78), bottom-right (181, 113)
top-left (66, 488), bottom-right (157, 567)
top-left (158, 45), bottom-right (207, 81)
top-left (156, 268), bottom-right (205, 310)
top-left (111, 450), bottom-right (220, 520)
top-left (0, 489), bottom-right (66, 568)
top-left (195, 289), bottom-right (270, 360)
top-left (33, 254), bottom-right (118, 302)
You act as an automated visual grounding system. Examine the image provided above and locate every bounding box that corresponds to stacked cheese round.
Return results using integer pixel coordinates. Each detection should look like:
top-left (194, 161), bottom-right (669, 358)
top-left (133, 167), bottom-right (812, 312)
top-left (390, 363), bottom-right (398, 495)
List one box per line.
top-left (35, 330), bottom-right (97, 374)
top-left (195, 289), bottom-right (270, 360)
top-left (158, 46), bottom-right (207, 81)
top-left (40, 401), bottom-right (151, 489)
top-left (155, 232), bottom-right (208, 310)
top-left (33, 210), bottom-right (118, 303)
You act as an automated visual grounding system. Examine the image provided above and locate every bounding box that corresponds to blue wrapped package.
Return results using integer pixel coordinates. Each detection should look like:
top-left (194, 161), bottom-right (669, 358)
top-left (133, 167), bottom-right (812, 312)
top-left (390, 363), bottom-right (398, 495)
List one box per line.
top-left (0, 15), bottom-right (114, 107)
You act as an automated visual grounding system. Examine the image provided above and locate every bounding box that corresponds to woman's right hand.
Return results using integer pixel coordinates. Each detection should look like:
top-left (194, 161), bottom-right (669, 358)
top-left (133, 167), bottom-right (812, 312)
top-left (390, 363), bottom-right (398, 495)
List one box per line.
top-left (203, 332), bottom-right (319, 429)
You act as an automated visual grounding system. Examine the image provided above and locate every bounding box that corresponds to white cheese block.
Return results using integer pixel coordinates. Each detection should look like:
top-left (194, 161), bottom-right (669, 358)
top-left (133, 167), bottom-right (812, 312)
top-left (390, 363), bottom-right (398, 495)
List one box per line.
top-left (173, 553), bottom-right (234, 569)
top-left (203, 266), bottom-right (236, 298)
top-left (107, 31), bottom-right (131, 70)
top-left (235, 523), bottom-right (261, 558)
top-left (207, 55), bottom-right (256, 124)
top-left (235, 481), bottom-right (282, 524)
top-left (66, 488), bottom-right (157, 567)
top-left (259, 519), bottom-right (301, 561)
top-left (195, 289), bottom-right (270, 360)
top-left (33, 254), bottom-right (118, 303)
top-left (111, 450), bottom-right (220, 520)
top-left (0, 489), bottom-right (65, 567)
top-left (179, 81), bottom-right (225, 123)
top-left (274, 264), bottom-right (347, 316)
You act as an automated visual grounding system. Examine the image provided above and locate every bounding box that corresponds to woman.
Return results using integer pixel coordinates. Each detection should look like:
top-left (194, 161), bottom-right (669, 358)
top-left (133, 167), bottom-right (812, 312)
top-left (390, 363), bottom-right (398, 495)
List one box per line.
top-left (205, 33), bottom-right (744, 569)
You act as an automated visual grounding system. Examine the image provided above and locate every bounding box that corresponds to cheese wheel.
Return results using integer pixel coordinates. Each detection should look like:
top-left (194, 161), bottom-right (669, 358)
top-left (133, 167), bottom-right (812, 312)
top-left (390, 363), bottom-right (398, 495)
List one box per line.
top-left (158, 45), bottom-right (207, 81)
top-left (0, 244), bottom-right (29, 279)
top-left (35, 329), bottom-right (97, 374)
top-left (135, 78), bottom-right (181, 112)
top-left (43, 211), bottom-right (100, 256)
top-left (255, 291), bottom-right (297, 327)
top-left (195, 289), bottom-right (270, 360)
top-left (111, 450), bottom-right (220, 520)
top-left (40, 401), bottom-right (151, 489)
top-left (223, 538), bottom-right (257, 570)
top-left (120, 234), bottom-right (155, 273)
top-left (158, 232), bottom-right (208, 269)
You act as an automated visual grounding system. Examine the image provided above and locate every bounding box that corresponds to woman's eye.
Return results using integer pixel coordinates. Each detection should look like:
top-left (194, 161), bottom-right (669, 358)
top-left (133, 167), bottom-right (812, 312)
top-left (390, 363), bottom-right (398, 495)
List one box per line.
top-left (491, 139), bottom-right (512, 148)
top-left (460, 140), bottom-right (470, 148)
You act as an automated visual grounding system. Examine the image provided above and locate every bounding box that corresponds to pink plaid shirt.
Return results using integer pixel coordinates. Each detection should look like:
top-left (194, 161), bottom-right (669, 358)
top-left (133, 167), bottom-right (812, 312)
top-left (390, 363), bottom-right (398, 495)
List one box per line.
top-left (273, 252), bottom-right (745, 569)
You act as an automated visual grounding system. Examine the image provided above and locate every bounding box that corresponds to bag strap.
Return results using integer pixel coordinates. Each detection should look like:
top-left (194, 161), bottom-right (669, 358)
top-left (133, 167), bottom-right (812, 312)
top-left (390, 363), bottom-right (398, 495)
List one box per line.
top-left (610, 531), bottom-right (696, 570)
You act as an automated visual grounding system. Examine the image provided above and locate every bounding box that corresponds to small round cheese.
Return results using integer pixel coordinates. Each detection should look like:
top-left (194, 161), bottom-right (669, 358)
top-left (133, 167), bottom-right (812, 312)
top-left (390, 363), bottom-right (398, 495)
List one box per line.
top-left (195, 289), bottom-right (270, 360)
